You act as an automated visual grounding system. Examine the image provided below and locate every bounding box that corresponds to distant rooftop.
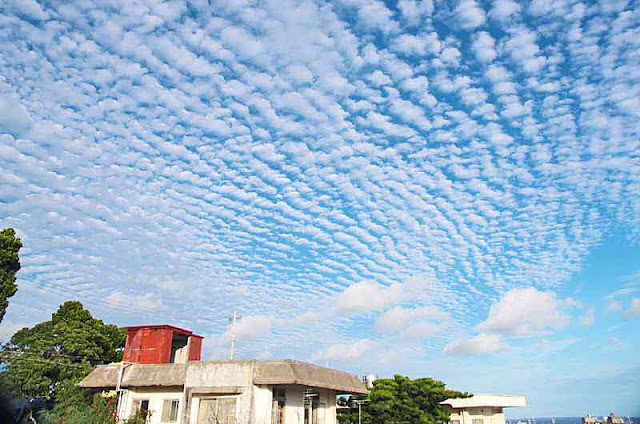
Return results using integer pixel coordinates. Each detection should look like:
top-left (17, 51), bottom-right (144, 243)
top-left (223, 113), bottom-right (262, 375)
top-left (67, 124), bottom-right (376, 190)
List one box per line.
top-left (441, 394), bottom-right (527, 408)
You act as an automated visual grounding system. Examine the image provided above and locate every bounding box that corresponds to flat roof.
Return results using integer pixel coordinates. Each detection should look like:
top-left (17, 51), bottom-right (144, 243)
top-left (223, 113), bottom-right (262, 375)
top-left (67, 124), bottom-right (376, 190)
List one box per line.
top-left (78, 359), bottom-right (368, 394)
top-left (441, 394), bottom-right (527, 408)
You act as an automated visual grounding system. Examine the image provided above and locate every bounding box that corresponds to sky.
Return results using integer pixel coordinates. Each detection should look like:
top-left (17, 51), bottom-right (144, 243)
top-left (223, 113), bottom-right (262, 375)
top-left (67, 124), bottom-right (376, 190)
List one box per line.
top-left (0, 0), bottom-right (639, 417)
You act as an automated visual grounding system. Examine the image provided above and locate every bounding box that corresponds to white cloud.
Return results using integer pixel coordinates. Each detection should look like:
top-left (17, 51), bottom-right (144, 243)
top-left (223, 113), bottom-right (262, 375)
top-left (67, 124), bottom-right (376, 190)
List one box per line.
top-left (472, 31), bottom-right (497, 63)
top-left (397, 0), bottom-right (434, 25)
top-left (312, 339), bottom-right (376, 361)
top-left (233, 315), bottom-right (274, 340)
top-left (336, 281), bottom-right (404, 313)
top-left (2, 0), bottom-right (48, 21)
top-left (504, 27), bottom-right (547, 73)
top-left (374, 306), bottom-right (447, 333)
top-left (392, 33), bottom-right (440, 56)
top-left (476, 288), bottom-right (575, 336)
top-left (105, 292), bottom-right (164, 312)
top-left (456, 0), bottom-right (487, 30)
top-left (0, 95), bottom-right (32, 137)
top-left (444, 333), bottom-right (506, 356)
top-left (402, 322), bottom-right (445, 340)
top-left (488, 0), bottom-right (521, 22)
top-left (348, 0), bottom-right (399, 33)
top-left (0, 0), bottom-right (639, 395)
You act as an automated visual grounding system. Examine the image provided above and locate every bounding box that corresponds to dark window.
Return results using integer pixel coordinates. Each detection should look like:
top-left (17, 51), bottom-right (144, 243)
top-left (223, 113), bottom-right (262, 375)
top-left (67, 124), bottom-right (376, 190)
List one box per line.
top-left (272, 388), bottom-right (286, 424)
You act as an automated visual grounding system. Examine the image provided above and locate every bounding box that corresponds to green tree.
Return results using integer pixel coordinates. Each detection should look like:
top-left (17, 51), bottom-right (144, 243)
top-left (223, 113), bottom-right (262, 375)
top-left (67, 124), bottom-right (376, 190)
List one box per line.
top-left (0, 301), bottom-right (126, 411)
top-left (337, 375), bottom-right (470, 424)
top-left (0, 228), bottom-right (22, 323)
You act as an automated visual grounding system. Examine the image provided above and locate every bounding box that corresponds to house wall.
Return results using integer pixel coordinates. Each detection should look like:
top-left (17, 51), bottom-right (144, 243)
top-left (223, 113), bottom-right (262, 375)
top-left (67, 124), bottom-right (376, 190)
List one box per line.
top-left (115, 362), bottom-right (340, 424)
top-left (185, 361), bottom-right (254, 424)
top-left (449, 407), bottom-right (506, 424)
top-left (252, 385), bottom-right (274, 424)
top-left (122, 387), bottom-right (186, 424)
top-left (321, 389), bottom-right (337, 424)
top-left (118, 384), bottom-right (338, 424)
top-left (284, 385), bottom-right (305, 424)
top-left (281, 385), bottom-right (337, 424)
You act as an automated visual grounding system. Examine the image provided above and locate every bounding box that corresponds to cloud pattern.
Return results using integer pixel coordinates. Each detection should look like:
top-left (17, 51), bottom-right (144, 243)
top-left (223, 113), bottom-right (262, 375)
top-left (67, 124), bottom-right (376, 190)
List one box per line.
top-left (0, 0), bottom-right (639, 368)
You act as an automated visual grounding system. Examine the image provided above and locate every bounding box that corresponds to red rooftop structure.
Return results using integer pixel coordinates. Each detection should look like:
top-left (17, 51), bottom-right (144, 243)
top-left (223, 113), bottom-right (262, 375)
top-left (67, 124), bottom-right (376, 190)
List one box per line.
top-left (122, 325), bottom-right (203, 364)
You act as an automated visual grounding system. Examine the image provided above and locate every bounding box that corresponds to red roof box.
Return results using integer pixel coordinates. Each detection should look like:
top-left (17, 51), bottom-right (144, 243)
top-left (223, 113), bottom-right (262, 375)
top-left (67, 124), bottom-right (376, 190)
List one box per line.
top-left (123, 325), bottom-right (203, 364)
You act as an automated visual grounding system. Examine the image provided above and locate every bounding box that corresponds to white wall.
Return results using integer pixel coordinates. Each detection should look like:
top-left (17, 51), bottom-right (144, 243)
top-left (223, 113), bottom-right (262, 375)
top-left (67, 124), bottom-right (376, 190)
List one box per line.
top-left (117, 381), bottom-right (338, 424)
top-left (253, 385), bottom-right (274, 424)
top-left (322, 390), bottom-right (337, 424)
top-left (284, 385), bottom-right (306, 424)
top-left (280, 386), bottom-right (337, 424)
top-left (122, 388), bottom-right (185, 424)
top-left (450, 407), bottom-right (506, 424)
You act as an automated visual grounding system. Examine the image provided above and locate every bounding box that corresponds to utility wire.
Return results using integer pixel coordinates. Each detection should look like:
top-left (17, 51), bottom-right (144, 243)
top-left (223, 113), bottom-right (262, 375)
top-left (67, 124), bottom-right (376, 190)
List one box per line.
top-left (0, 352), bottom-right (92, 369)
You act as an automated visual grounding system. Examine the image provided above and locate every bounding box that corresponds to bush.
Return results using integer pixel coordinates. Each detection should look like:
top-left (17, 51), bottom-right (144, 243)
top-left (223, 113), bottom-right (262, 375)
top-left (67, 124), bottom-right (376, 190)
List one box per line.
top-left (37, 393), bottom-right (148, 424)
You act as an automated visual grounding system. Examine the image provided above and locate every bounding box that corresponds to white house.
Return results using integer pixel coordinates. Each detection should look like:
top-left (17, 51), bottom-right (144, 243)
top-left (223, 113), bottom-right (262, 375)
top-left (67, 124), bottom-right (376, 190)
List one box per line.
top-left (78, 325), bottom-right (368, 424)
top-left (441, 394), bottom-right (527, 424)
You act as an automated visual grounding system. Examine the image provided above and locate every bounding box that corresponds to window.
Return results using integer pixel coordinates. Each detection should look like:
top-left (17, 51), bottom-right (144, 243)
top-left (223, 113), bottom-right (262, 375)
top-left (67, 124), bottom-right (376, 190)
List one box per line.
top-left (303, 391), bottom-right (320, 424)
top-left (451, 420), bottom-right (461, 424)
top-left (162, 399), bottom-right (180, 423)
top-left (132, 399), bottom-right (149, 413)
top-left (132, 399), bottom-right (150, 421)
top-left (473, 419), bottom-right (484, 424)
top-left (198, 397), bottom-right (237, 424)
top-left (272, 388), bottom-right (286, 424)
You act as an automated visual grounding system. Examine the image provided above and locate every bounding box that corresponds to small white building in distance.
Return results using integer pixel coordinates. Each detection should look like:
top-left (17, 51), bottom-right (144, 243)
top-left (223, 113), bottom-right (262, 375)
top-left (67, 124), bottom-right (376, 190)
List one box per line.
top-left (441, 394), bottom-right (527, 424)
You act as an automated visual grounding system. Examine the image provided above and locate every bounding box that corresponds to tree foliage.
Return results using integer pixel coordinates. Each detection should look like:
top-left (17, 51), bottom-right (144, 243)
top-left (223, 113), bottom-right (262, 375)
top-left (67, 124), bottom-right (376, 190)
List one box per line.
top-left (0, 301), bottom-right (126, 410)
top-left (0, 228), bottom-right (22, 323)
top-left (338, 375), bottom-right (471, 424)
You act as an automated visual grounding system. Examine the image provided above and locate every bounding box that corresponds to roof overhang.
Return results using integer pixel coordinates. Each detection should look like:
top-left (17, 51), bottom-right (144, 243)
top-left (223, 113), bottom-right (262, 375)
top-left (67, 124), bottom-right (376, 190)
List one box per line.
top-left (78, 359), bottom-right (368, 395)
top-left (254, 360), bottom-right (369, 394)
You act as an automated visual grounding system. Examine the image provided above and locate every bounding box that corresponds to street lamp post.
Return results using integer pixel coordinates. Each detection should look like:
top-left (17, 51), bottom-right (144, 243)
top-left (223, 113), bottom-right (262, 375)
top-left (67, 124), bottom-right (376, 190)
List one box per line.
top-left (352, 399), bottom-right (369, 424)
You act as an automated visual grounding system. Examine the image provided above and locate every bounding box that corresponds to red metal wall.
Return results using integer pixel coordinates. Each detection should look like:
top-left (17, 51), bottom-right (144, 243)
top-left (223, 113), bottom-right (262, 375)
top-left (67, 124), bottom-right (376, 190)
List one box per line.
top-left (123, 327), bottom-right (173, 364)
top-left (188, 336), bottom-right (203, 362)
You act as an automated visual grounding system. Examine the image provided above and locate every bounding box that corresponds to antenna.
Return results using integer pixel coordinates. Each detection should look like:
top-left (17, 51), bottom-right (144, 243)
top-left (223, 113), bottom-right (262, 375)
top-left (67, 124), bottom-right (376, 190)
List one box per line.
top-left (229, 309), bottom-right (240, 360)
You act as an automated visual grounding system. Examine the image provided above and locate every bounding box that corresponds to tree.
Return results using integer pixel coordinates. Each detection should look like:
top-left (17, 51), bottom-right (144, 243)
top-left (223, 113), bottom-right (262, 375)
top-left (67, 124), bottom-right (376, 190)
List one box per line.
top-left (0, 301), bottom-right (126, 411)
top-left (0, 228), bottom-right (22, 323)
top-left (337, 375), bottom-right (470, 424)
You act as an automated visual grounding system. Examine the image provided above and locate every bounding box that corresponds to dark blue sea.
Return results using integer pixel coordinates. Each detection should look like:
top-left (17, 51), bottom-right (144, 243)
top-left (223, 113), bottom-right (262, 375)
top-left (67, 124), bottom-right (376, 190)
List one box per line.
top-left (508, 418), bottom-right (639, 424)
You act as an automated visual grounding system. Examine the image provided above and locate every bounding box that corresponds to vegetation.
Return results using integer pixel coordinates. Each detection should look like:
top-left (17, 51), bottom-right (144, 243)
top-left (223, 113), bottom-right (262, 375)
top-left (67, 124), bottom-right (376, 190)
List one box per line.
top-left (38, 394), bottom-right (149, 424)
top-left (0, 227), bottom-right (22, 323)
top-left (338, 375), bottom-right (470, 424)
top-left (0, 301), bottom-right (126, 421)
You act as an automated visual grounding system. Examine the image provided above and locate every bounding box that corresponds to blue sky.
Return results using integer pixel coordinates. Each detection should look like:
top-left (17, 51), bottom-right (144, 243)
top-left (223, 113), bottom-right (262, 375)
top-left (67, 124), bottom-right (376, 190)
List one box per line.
top-left (0, 0), bottom-right (639, 417)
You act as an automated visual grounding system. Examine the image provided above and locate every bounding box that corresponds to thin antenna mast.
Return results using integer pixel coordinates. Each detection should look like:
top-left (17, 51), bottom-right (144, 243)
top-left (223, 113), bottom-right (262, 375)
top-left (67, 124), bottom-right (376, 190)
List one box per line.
top-left (229, 309), bottom-right (239, 360)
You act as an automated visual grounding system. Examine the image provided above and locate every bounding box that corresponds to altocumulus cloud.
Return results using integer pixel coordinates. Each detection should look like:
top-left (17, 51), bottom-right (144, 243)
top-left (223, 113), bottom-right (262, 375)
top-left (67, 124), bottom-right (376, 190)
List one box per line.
top-left (0, 0), bottom-right (638, 365)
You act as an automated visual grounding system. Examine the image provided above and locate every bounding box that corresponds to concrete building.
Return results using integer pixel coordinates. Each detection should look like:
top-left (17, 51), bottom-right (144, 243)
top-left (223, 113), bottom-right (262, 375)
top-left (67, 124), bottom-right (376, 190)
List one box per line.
top-left (441, 394), bottom-right (527, 424)
top-left (78, 325), bottom-right (367, 424)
